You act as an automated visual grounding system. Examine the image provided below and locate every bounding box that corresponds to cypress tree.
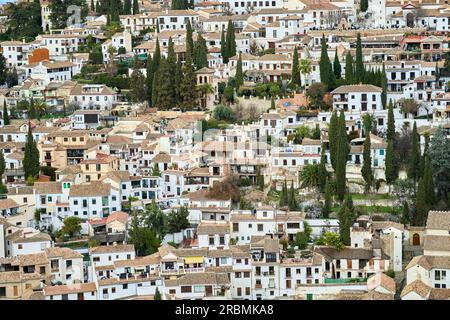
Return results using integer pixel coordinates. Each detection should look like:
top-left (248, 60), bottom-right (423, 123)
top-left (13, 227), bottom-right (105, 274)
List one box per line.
top-left (225, 20), bottom-right (236, 60)
top-left (23, 124), bottom-right (40, 180)
top-left (345, 51), bottom-right (354, 84)
top-left (381, 63), bottom-right (387, 109)
top-left (186, 19), bottom-right (194, 59)
top-left (387, 99), bottom-right (395, 141)
top-left (423, 154), bottom-right (435, 207)
top-left (319, 34), bottom-right (335, 90)
top-left (132, 0), bottom-right (139, 14)
top-left (414, 178), bottom-right (428, 226)
top-left (338, 195), bottom-right (355, 245)
top-left (385, 139), bottom-right (398, 185)
top-left (335, 109), bottom-right (348, 202)
top-left (280, 179), bottom-right (289, 207)
top-left (151, 68), bottom-right (159, 107)
top-left (333, 47), bottom-right (341, 79)
top-left (355, 33), bottom-right (365, 83)
top-left (91, 0), bottom-right (95, 12)
top-left (179, 51), bottom-right (197, 111)
top-left (291, 47), bottom-right (301, 87)
top-left (193, 34), bottom-right (208, 70)
top-left (154, 58), bottom-right (175, 110)
top-left (3, 102), bottom-right (10, 125)
top-left (28, 98), bottom-right (37, 119)
top-left (175, 58), bottom-right (182, 105)
top-left (167, 37), bottom-right (177, 101)
top-left (360, 0), bottom-right (368, 12)
top-left (235, 53), bottom-right (244, 89)
top-left (123, 0), bottom-right (131, 14)
top-left (220, 29), bottom-right (227, 63)
top-left (288, 181), bottom-right (298, 210)
top-left (0, 149), bottom-right (5, 181)
top-left (146, 54), bottom-right (153, 104)
top-left (361, 133), bottom-right (373, 193)
top-left (318, 143), bottom-right (327, 193)
top-left (329, 110), bottom-right (338, 170)
top-left (401, 201), bottom-right (410, 225)
top-left (322, 180), bottom-right (332, 218)
top-left (408, 122), bottom-right (420, 189)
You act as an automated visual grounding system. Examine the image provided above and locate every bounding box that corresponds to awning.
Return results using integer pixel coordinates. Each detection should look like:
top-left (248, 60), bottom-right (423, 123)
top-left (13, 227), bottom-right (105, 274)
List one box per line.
top-left (184, 256), bottom-right (204, 264)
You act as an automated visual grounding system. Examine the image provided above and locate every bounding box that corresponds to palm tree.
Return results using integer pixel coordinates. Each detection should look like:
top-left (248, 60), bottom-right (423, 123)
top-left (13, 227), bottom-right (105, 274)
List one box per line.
top-left (299, 59), bottom-right (312, 87)
top-left (299, 164), bottom-right (320, 191)
top-left (34, 100), bottom-right (47, 119)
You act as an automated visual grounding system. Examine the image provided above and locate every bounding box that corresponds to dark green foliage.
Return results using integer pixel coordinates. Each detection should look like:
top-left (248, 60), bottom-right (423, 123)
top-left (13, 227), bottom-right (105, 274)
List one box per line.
top-left (185, 20), bottom-right (194, 59)
top-left (385, 139), bottom-right (398, 185)
top-left (322, 180), bottom-right (332, 218)
top-left (294, 222), bottom-right (312, 249)
top-left (167, 206), bottom-right (191, 234)
top-left (408, 122), bottom-right (420, 187)
top-left (40, 166), bottom-right (57, 181)
top-left (61, 217), bottom-right (83, 237)
top-left (414, 177), bottom-right (428, 226)
top-left (220, 29), bottom-right (227, 63)
top-left (0, 55), bottom-right (7, 86)
top-left (128, 213), bottom-right (160, 256)
top-left (333, 48), bottom-right (341, 79)
top-left (381, 63), bottom-right (387, 109)
top-left (288, 181), bottom-right (298, 210)
top-left (4, 1), bottom-right (42, 41)
top-left (154, 287), bottom-right (162, 300)
top-left (329, 110), bottom-right (338, 170)
top-left (178, 52), bottom-right (197, 111)
top-left (154, 58), bottom-right (175, 110)
top-left (428, 127), bottom-right (450, 202)
top-left (291, 47), bottom-right (301, 87)
top-left (132, 0), bottom-right (139, 14)
top-left (235, 53), bottom-right (244, 89)
top-left (225, 20), bottom-right (236, 62)
top-left (129, 60), bottom-right (147, 102)
top-left (401, 201), bottom-right (410, 225)
top-left (3, 103), bottom-right (10, 125)
top-left (355, 33), bottom-right (365, 83)
top-left (361, 134), bottom-right (373, 192)
top-left (338, 195), bottom-right (355, 245)
top-left (318, 143), bottom-right (327, 193)
top-left (0, 149), bottom-right (5, 178)
top-left (423, 154), bottom-right (435, 207)
top-left (386, 100), bottom-right (395, 141)
top-left (193, 34), bottom-right (208, 70)
top-left (49, 0), bottom-right (88, 29)
top-left (6, 67), bottom-right (18, 88)
top-left (213, 105), bottom-right (236, 122)
top-left (335, 110), bottom-right (349, 201)
top-left (23, 124), bottom-right (40, 180)
top-left (123, 0), bottom-right (131, 14)
top-left (279, 179), bottom-right (289, 207)
top-left (360, 0), bottom-right (368, 12)
top-left (344, 52), bottom-right (354, 84)
top-left (319, 35), bottom-right (335, 90)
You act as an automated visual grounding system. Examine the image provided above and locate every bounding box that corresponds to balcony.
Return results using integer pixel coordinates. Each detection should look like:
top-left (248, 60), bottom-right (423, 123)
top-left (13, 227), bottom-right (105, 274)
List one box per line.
top-left (185, 267), bottom-right (205, 273)
top-left (255, 284), bottom-right (262, 289)
top-left (160, 268), bottom-right (185, 276)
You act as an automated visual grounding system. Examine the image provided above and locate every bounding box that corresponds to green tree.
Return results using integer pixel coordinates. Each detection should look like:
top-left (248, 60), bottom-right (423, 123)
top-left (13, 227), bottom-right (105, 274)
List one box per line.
top-left (123, 0), bottom-right (131, 14)
top-left (185, 19), bottom-right (194, 59)
top-left (414, 178), bottom-right (428, 226)
top-left (361, 133), bottom-right (373, 192)
top-left (401, 201), bottom-right (410, 225)
top-left (179, 52), bottom-right (197, 111)
top-left (385, 139), bottom-right (398, 186)
top-left (315, 232), bottom-right (344, 250)
top-left (335, 109), bottom-right (349, 201)
top-left (355, 33), bottom-right (365, 83)
top-left (387, 99), bottom-right (395, 141)
top-left (166, 38), bottom-right (177, 101)
top-left (167, 206), bottom-right (190, 235)
top-left (0, 149), bottom-right (5, 182)
top-left (3, 102), bottom-right (10, 125)
top-left (279, 179), bottom-right (289, 207)
top-left (319, 34), bottom-right (335, 90)
top-left (129, 60), bottom-right (147, 103)
top-left (213, 104), bottom-right (236, 122)
top-left (422, 154), bottom-right (435, 207)
top-left (408, 122), bottom-right (420, 190)
top-left (291, 47), bottom-right (301, 87)
top-left (155, 58), bottom-right (176, 110)
top-left (145, 200), bottom-right (168, 239)
top-left (338, 195), bottom-right (354, 245)
top-left (344, 51), bottom-right (354, 84)
top-left (154, 287), bottom-right (162, 300)
top-left (322, 180), bottom-right (333, 218)
top-left (128, 212), bottom-right (160, 256)
top-left (23, 124), bottom-right (40, 180)
top-left (5, 1), bottom-right (42, 41)
top-left (235, 53), bottom-right (244, 89)
top-left (151, 163), bottom-right (161, 177)
top-left (318, 144), bottom-right (328, 193)
top-left (299, 164), bottom-right (320, 191)
top-left (194, 34), bottom-right (208, 70)
top-left (329, 110), bottom-right (338, 170)
top-left (306, 82), bottom-right (328, 110)
top-left (6, 67), bottom-right (19, 88)
top-left (28, 98), bottom-right (37, 119)
top-left (288, 181), bottom-right (298, 210)
top-left (225, 20), bottom-right (236, 61)
top-left (61, 217), bottom-right (82, 238)
top-left (333, 47), bottom-right (341, 79)
top-left (132, 0), bottom-right (139, 14)
top-left (381, 63), bottom-right (387, 109)
top-left (428, 127), bottom-right (450, 202)
top-left (294, 221), bottom-right (312, 249)
top-left (360, 0), bottom-right (368, 12)
top-left (49, 0), bottom-right (88, 29)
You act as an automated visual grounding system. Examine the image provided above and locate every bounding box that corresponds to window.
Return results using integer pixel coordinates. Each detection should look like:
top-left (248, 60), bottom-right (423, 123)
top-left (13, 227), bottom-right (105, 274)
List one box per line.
top-left (112, 287), bottom-right (116, 293)
top-left (181, 286), bottom-right (192, 293)
top-left (245, 287), bottom-right (250, 295)
top-left (237, 287), bottom-right (242, 296)
top-left (209, 237), bottom-right (214, 245)
top-left (257, 224), bottom-right (263, 232)
top-left (123, 284), bottom-right (128, 289)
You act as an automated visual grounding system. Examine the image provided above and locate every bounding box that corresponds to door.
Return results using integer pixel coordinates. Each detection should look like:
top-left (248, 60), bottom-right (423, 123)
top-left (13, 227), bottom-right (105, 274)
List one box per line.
top-left (77, 292), bottom-right (84, 300)
top-left (306, 293), bottom-right (313, 300)
top-left (205, 285), bottom-right (213, 297)
top-left (413, 233), bottom-right (420, 246)
top-left (215, 258), bottom-right (220, 267)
